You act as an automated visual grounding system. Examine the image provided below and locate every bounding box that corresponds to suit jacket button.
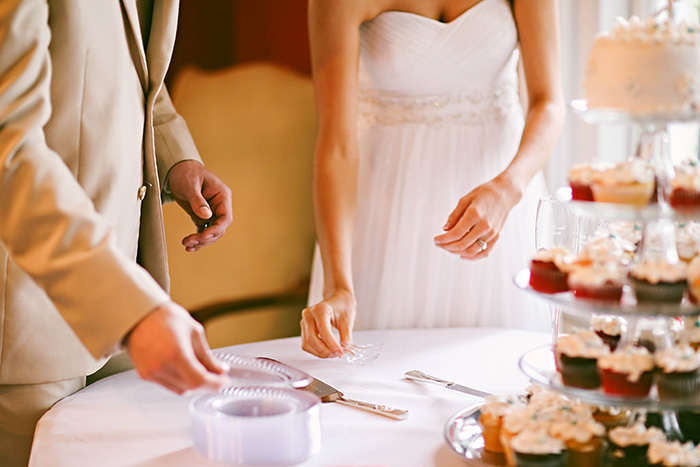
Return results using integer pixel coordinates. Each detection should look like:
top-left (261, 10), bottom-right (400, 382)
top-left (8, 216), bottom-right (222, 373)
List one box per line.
top-left (138, 185), bottom-right (147, 200)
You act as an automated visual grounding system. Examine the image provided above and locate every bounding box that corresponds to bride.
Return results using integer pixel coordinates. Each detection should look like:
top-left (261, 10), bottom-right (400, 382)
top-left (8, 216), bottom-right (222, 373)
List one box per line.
top-left (301, 0), bottom-right (564, 358)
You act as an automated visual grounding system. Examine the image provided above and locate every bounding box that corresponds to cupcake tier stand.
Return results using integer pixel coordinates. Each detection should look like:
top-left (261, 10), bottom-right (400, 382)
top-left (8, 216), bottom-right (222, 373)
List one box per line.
top-left (445, 106), bottom-right (700, 465)
top-left (523, 103), bottom-right (700, 441)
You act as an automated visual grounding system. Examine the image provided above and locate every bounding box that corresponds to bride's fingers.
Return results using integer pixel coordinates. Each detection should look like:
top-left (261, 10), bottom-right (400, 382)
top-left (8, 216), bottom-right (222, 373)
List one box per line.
top-left (441, 194), bottom-right (473, 231)
top-left (301, 305), bottom-right (340, 358)
top-left (462, 233), bottom-right (500, 260)
top-left (434, 207), bottom-right (477, 246)
top-left (439, 219), bottom-right (489, 254)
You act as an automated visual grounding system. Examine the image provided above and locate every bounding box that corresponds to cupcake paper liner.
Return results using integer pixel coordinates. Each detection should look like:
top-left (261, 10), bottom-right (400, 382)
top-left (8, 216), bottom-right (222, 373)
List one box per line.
top-left (670, 188), bottom-right (700, 210)
top-left (529, 261), bottom-right (569, 294)
top-left (631, 278), bottom-right (687, 305)
top-left (570, 182), bottom-right (594, 201)
top-left (591, 183), bottom-right (654, 206)
top-left (514, 451), bottom-right (567, 467)
top-left (571, 282), bottom-right (623, 302)
top-left (599, 368), bottom-right (654, 398)
top-left (556, 354), bottom-right (601, 389)
top-left (656, 369), bottom-right (700, 400)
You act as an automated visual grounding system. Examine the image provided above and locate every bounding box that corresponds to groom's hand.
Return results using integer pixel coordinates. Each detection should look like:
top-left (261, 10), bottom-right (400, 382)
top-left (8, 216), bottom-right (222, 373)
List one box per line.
top-left (125, 301), bottom-right (229, 394)
top-left (167, 160), bottom-right (233, 252)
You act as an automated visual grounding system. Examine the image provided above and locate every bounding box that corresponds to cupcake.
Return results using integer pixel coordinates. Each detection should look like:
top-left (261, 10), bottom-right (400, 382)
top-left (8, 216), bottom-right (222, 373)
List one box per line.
top-left (654, 344), bottom-right (700, 401)
top-left (687, 257), bottom-right (700, 304)
top-left (510, 429), bottom-right (567, 467)
top-left (607, 423), bottom-right (666, 467)
top-left (597, 346), bottom-right (655, 398)
top-left (547, 417), bottom-right (606, 467)
top-left (676, 222), bottom-right (700, 263)
top-left (500, 391), bottom-right (580, 466)
top-left (610, 220), bottom-right (643, 253)
top-left (591, 315), bottom-right (624, 351)
top-left (478, 394), bottom-right (524, 454)
top-left (591, 160), bottom-right (656, 206)
top-left (580, 232), bottom-right (636, 267)
top-left (555, 329), bottom-right (610, 389)
top-left (568, 162), bottom-right (612, 202)
top-left (568, 264), bottom-right (625, 302)
top-left (529, 247), bottom-right (575, 294)
top-left (630, 259), bottom-right (688, 305)
top-left (670, 163), bottom-right (700, 211)
top-left (591, 405), bottom-right (634, 431)
top-left (647, 439), bottom-right (700, 467)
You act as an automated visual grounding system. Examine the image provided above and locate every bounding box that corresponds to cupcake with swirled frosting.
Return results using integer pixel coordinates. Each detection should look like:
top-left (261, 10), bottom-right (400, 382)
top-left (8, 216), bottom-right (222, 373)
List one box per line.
top-left (670, 162), bottom-right (700, 211)
top-left (510, 429), bottom-right (567, 467)
top-left (630, 259), bottom-right (688, 305)
top-left (610, 221), bottom-right (643, 250)
top-left (548, 417), bottom-right (606, 467)
top-left (580, 232), bottom-right (636, 267)
top-left (676, 222), bottom-right (700, 262)
top-left (607, 423), bottom-right (666, 467)
top-left (478, 394), bottom-right (524, 454)
top-left (591, 160), bottom-right (656, 206)
top-left (568, 263), bottom-right (626, 302)
top-left (569, 161), bottom-right (614, 202)
top-left (529, 247), bottom-right (576, 294)
top-left (597, 345), bottom-right (655, 397)
top-left (647, 439), bottom-right (700, 467)
top-left (654, 344), bottom-right (700, 401)
top-left (555, 329), bottom-right (610, 389)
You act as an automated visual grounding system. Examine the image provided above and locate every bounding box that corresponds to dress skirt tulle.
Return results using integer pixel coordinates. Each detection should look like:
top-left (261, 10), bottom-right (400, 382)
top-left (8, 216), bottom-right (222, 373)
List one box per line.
top-left (308, 104), bottom-right (550, 332)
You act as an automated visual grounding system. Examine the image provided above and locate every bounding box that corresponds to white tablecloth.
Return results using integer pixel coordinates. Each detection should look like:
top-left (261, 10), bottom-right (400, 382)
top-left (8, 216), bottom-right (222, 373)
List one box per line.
top-left (29, 328), bottom-right (550, 466)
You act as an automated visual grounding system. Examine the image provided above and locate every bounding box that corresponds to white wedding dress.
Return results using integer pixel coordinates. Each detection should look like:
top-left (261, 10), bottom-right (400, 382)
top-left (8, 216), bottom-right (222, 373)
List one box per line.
top-left (308, 0), bottom-right (550, 331)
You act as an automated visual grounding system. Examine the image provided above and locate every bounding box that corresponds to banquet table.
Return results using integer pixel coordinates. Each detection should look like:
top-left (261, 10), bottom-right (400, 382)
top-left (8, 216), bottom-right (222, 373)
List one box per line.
top-left (29, 327), bottom-right (550, 467)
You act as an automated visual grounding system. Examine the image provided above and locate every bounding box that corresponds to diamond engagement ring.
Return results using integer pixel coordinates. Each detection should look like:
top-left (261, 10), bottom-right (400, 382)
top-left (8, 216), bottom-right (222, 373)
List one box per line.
top-left (477, 239), bottom-right (488, 251)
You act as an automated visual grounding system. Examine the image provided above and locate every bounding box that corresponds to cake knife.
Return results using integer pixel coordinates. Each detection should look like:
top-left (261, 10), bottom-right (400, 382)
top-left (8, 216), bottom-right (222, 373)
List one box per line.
top-left (404, 370), bottom-right (492, 398)
top-left (257, 357), bottom-right (409, 420)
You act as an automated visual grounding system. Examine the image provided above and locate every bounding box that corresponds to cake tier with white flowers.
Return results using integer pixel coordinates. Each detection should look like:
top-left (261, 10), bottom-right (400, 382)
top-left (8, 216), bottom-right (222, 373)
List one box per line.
top-left (584, 15), bottom-right (700, 115)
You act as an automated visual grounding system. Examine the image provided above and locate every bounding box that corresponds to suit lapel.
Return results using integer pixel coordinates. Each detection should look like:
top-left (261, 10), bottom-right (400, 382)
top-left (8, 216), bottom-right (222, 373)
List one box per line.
top-left (146, 0), bottom-right (179, 95)
top-left (120, 0), bottom-right (149, 93)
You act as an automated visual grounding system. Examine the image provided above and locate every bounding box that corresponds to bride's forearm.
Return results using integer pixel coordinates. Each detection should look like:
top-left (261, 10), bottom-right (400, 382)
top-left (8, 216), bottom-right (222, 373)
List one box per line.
top-left (313, 142), bottom-right (359, 298)
top-left (501, 97), bottom-right (564, 198)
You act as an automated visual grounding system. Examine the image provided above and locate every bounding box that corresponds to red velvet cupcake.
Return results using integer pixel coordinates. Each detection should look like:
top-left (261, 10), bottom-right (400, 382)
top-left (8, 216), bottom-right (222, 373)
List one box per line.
top-left (669, 163), bottom-right (700, 211)
top-left (568, 264), bottom-right (625, 302)
top-left (529, 247), bottom-right (574, 294)
top-left (568, 162), bottom-right (613, 202)
top-left (597, 346), bottom-right (655, 398)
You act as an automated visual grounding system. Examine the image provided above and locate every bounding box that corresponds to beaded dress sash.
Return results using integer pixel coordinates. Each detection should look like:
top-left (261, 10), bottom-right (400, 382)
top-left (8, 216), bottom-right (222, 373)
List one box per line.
top-left (358, 83), bottom-right (522, 127)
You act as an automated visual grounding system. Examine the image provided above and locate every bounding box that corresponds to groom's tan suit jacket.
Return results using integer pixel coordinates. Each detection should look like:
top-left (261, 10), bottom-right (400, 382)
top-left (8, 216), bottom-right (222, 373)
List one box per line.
top-left (0, 0), bottom-right (201, 384)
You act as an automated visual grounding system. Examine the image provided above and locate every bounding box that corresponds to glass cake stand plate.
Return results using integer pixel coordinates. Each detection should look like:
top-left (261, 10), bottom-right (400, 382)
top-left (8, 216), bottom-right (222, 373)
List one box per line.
top-left (215, 353), bottom-right (313, 389)
top-left (444, 402), bottom-right (506, 466)
top-left (519, 345), bottom-right (700, 411)
top-left (570, 99), bottom-right (700, 125)
top-left (553, 186), bottom-right (699, 222)
top-left (514, 268), bottom-right (700, 318)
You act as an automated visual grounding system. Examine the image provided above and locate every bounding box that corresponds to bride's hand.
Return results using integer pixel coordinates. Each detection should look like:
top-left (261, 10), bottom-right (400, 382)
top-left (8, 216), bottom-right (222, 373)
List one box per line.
top-left (300, 289), bottom-right (356, 358)
top-left (433, 175), bottom-right (522, 260)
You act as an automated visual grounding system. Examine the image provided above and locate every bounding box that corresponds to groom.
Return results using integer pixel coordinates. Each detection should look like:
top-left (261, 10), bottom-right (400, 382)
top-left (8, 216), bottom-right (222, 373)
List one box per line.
top-left (0, 1), bottom-right (234, 465)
